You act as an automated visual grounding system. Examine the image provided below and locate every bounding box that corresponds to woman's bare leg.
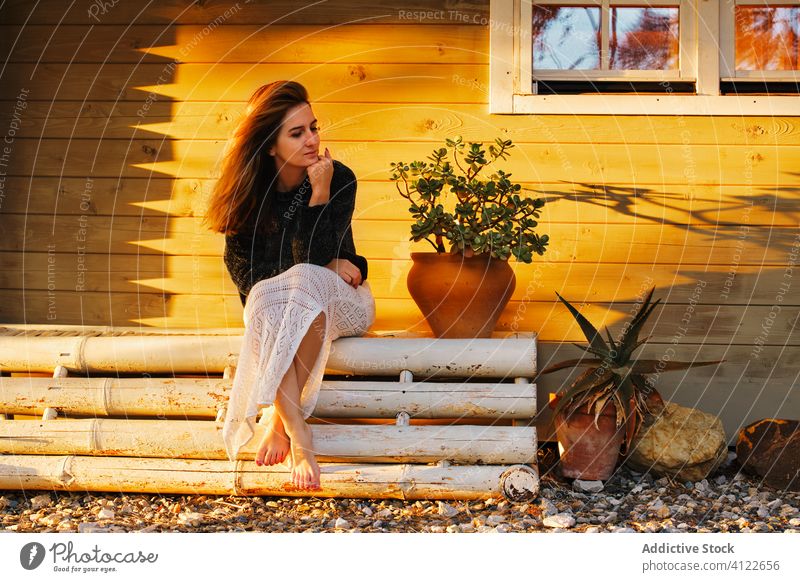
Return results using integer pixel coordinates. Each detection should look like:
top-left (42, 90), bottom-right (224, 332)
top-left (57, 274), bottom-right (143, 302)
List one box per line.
top-left (271, 311), bottom-right (326, 489)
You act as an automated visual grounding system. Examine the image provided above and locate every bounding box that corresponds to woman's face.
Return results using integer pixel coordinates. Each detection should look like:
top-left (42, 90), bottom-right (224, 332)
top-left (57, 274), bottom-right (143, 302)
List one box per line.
top-left (269, 102), bottom-right (320, 171)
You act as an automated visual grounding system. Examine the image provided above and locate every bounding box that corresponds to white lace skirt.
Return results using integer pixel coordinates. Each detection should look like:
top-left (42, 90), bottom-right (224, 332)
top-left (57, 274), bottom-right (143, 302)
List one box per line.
top-left (222, 263), bottom-right (376, 463)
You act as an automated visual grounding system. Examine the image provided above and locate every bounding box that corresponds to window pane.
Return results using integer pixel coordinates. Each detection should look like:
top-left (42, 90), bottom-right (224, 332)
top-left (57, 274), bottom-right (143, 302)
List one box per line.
top-left (610, 6), bottom-right (680, 70)
top-left (532, 5), bottom-right (601, 70)
top-left (735, 5), bottom-right (800, 71)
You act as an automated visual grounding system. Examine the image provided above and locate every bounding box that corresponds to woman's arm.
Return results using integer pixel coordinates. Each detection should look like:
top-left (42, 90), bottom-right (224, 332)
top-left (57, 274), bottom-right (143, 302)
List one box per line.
top-left (291, 161), bottom-right (368, 281)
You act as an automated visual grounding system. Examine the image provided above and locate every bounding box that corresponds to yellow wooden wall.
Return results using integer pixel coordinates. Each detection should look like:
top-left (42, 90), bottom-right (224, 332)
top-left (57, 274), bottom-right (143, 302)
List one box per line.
top-left (1, 0), bottom-right (798, 439)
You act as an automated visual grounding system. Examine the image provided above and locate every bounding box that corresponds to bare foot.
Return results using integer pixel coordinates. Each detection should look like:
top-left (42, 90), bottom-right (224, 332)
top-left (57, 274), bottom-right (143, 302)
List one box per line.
top-left (286, 422), bottom-right (321, 490)
top-left (255, 411), bottom-right (290, 466)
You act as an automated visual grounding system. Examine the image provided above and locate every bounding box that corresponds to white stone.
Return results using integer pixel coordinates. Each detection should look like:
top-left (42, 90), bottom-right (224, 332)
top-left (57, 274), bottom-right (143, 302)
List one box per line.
top-left (178, 512), bottom-right (204, 526)
top-left (334, 518), bottom-right (350, 529)
top-left (437, 502), bottom-right (458, 518)
top-left (97, 508), bottom-right (115, 520)
top-left (543, 513), bottom-right (576, 529)
top-left (30, 494), bottom-right (52, 511)
top-left (486, 514), bottom-right (505, 525)
top-left (78, 522), bottom-right (109, 533)
top-left (539, 499), bottom-right (558, 516)
top-left (573, 479), bottom-right (604, 493)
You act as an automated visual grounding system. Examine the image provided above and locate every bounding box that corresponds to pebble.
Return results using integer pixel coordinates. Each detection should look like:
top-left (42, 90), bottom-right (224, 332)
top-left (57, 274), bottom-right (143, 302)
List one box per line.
top-left (437, 502), bottom-right (459, 518)
top-left (543, 513), bottom-right (576, 529)
top-left (486, 514), bottom-right (505, 525)
top-left (334, 517), bottom-right (350, 529)
top-left (30, 494), bottom-right (52, 511)
top-left (177, 512), bottom-right (204, 526)
top-left (97, 508), bottom-right (115, 520)
top-left (573, 480), bottom-right (604, 493)
top-left (539, 499), bottom-right (559, 516)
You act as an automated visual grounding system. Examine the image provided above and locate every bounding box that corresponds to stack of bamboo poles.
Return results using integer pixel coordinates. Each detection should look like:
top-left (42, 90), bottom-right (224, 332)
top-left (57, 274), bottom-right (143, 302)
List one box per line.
top-left (0, 325), bottom-right (540, 501)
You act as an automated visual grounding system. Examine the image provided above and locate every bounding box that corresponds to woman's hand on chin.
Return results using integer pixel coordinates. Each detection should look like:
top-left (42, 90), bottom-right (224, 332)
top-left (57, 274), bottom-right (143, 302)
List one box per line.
top-left (307, 147), bottom-right (333, 205)
top-left (324, 258), bottom-right (361, 288)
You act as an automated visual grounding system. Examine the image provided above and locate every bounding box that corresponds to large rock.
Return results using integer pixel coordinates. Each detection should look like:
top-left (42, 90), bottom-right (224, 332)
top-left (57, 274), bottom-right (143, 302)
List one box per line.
top-left (736, 419), bottom-right (799, 491)
top-left (624, 401), bottom-right (727, 482)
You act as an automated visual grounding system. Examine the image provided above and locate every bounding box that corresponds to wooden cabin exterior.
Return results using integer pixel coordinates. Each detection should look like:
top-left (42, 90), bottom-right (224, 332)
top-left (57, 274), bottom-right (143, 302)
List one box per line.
top-left (1, 0), bottom-right (798, 442)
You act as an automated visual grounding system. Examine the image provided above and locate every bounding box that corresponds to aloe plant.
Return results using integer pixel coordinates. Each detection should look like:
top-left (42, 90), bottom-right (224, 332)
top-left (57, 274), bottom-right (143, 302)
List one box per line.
top-left (536, 286), bottom-right (725, 455)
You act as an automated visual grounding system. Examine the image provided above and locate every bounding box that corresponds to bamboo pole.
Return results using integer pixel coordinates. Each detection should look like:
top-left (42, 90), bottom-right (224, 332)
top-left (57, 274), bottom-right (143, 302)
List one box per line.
top-left (0, 419), bottom-right (537, 465)
top-left (0, 377), bottom-right (536, 418)
top-left (0, 324), bottom-right (243, 336)
top-left (0, 455), bottom-right (540, 501)
top-left (0, 335), bottom-right (537, 377)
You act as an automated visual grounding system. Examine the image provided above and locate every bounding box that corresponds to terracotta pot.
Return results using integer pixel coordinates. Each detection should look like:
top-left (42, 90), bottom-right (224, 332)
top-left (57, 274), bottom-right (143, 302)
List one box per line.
top-left (406, 251), bottom-right (516, 338)
top-left (549, 395), bottom-right (625, 481)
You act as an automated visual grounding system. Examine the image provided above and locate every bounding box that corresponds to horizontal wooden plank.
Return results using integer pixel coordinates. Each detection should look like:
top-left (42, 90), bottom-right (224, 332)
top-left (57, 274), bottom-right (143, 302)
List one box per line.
top-left (3, 139), bottom-right (795, 184)
top-left (0, 63), bottom-right (488, 102)
top-left (0, 455), bottom-right (537, 500)
top-left (2, 215), bottom-right (796, 265)
top-left (0, 0), bottom-right (489, 25)
top-left (0, 419), bottom-right (537, 464)
top-left (0, 334), bottom-right (538, 377)
top-left (1, 253), bottom-right (795, 306)
top-left (3, 177), bottom-right (796, 227)
top-left (0, 377), bottom-right (537, 418)
top-left (0, 24), bottom-right (488, 64)
top-left (6, 102), bottom-right (797, 147)
top-left (0, 290), bottom-right (797, 344)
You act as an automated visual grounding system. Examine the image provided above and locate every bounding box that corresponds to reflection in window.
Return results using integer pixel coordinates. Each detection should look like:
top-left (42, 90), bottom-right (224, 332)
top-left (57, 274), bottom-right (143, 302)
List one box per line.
top-left (735, 5), bottom-right (800, 71)
top-left (532, 5), bottom-right (601, 69)
top-left (610, 6), bottom-right (679, 70)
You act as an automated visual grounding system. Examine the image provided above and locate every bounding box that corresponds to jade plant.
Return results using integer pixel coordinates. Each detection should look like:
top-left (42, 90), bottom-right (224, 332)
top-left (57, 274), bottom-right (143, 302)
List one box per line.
top-left (389, 136), bottom-right (549, 262)
top-left (536, 286), bottom-right (725, 454)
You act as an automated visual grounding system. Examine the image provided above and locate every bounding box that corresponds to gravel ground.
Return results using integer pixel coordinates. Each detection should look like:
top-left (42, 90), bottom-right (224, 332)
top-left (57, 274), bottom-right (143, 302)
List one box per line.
top-left (2, 446), bottom-right (798, 534)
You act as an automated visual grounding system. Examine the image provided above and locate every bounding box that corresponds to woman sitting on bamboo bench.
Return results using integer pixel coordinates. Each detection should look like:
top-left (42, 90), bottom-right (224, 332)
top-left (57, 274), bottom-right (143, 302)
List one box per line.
top-left (203, 81), bottom-right (375, 491)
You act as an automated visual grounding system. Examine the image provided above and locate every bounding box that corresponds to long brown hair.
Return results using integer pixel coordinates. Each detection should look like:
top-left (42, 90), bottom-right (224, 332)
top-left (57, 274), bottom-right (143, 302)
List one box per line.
top-left (203, 80), bottom-right (310, 235)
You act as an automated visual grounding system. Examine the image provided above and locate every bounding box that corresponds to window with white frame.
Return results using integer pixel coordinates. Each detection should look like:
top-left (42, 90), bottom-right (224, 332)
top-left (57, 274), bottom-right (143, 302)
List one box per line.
top-left (490, 0), bottom-right (800, 114)
top-left (720, 0), bottom-right (800, 93)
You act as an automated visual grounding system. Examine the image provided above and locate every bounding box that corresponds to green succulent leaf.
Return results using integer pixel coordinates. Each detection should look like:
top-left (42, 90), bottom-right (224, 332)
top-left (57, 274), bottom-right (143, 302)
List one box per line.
top-left (535, 357), bottom-right (604, 378)
top-left (618, 287), bottom-right (662, 361)
top-left (555, 291), bottom-right (609, 357)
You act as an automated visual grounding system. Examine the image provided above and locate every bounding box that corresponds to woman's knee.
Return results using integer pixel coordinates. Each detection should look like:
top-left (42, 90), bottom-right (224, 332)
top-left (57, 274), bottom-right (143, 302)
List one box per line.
top-left (284, 263), bottom-right (328, 290)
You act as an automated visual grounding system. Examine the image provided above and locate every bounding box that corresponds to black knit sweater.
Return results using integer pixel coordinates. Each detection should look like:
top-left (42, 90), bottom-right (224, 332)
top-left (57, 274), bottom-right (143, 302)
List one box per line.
top-left (224, 159), bottom-right (368, 307)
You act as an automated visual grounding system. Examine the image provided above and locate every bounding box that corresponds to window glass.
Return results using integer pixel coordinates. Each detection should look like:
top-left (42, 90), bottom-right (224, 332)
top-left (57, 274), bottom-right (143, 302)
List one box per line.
top-left (735, 5), bottom-right (800, 71)
top-left (532, 5), bottom-right (601, 69)
top-left (609, 6), bottom-right (680, 70)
